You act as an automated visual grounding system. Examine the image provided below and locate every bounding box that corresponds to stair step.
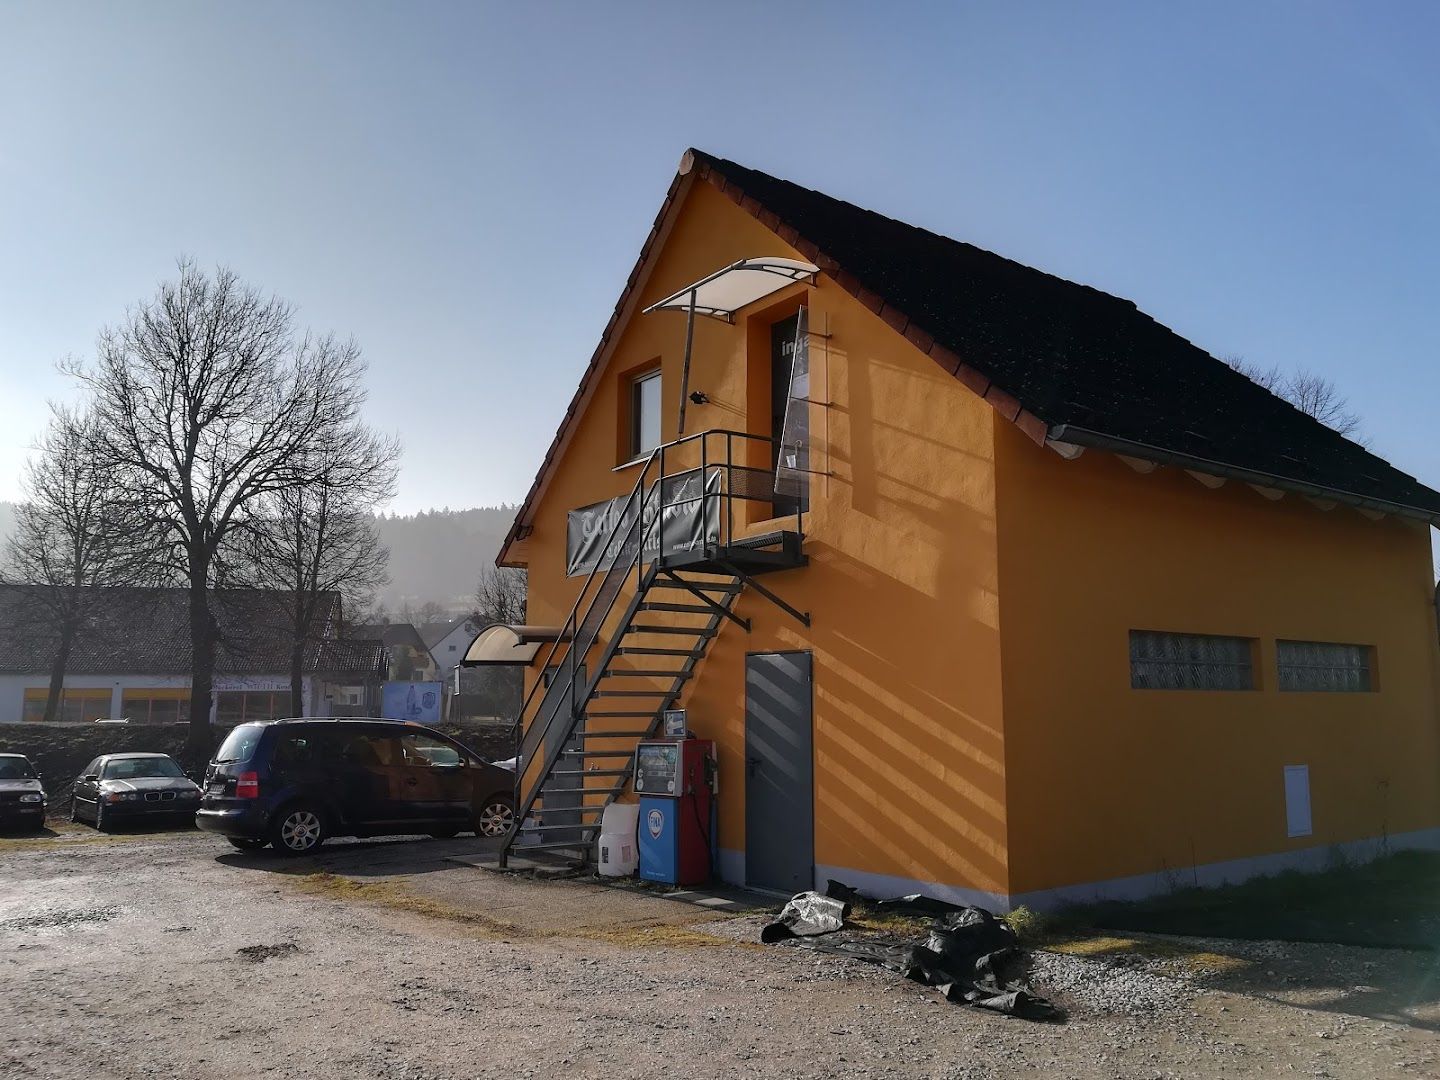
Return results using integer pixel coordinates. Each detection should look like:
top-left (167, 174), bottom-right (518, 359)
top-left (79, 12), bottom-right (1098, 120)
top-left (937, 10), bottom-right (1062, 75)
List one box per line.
top-left (650, 580), bottom-right (741, 594)
top-left (524, 823), bottom-right (603, 833)
top-left (529, 805), bottom-right (605, 816)
top-left (581, 716), bottom-right (656, 723)
top-left (616, 647), bottom-right (699, 656)
top-left (601, 668), bottom-right (691, 679)
top-left (637, 603), bottom-right (714, 614)
top-left (625, 624), bottom-right (715, 636)
top-left (563, 749), bottom-right (632, 757)
top-left (509, 841), bottom-right (593, 853)
top-left (549, 768), bottom-right (630, 777)
top-left (592, 689), bottom-right (673, 697)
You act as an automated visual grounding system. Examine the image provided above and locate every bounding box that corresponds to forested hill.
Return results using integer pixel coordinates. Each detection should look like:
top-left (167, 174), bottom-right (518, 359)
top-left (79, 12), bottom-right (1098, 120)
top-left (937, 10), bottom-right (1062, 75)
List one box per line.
top-left (371, 506), bottom-right (517, 612)
top-left (0, 501), bottom-right (517, 616)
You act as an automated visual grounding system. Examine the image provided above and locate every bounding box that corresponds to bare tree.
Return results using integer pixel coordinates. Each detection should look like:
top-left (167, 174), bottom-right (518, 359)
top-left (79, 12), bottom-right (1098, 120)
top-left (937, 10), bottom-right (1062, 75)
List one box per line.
top-left (1226, 356), bottom-right (1364, 440)
top-left (247, 430), bottom-right (399, 717)
top-left (69, 260), bottom-right (373, 752)
top-left (475, 565), bottom-right (527, 625)
top-left (1, 409), bottom-right (154, 722)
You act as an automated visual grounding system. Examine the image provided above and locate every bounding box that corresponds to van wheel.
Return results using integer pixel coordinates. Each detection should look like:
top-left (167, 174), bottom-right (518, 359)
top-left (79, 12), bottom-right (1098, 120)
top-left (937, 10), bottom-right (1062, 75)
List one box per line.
top-left (474, 796), bottom-right (515, 838)
top-left (270, 805), bottom-right (326, 855)
top-left (227, 837), bottom-right (268, 851)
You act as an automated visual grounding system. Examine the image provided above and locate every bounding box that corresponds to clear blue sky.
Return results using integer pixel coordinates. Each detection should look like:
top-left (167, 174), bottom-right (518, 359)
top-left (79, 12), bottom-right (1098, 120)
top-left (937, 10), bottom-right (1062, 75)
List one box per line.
top-left (2, 2), bottom-right (1437, 514)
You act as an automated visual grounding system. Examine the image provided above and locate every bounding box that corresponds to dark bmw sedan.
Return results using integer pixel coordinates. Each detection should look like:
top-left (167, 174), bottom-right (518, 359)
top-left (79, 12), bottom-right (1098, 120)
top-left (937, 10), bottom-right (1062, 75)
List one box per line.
top-left (196, 718), bottom-right (517, 854)
top-left (71, 753), bottom-right (202, 831)
top-left (0, 754), bottom-right (46, 831)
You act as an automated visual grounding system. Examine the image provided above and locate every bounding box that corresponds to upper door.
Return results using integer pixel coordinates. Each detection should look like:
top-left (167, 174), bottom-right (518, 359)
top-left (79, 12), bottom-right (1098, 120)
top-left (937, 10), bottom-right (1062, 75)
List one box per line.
top-left (770, 315), bottom-right (805, 519)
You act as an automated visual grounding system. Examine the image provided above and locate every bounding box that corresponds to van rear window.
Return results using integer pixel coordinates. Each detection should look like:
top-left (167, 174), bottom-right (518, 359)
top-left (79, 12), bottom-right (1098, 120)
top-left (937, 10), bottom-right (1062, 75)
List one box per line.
top-left (215, 723), bottom-right (265, 764)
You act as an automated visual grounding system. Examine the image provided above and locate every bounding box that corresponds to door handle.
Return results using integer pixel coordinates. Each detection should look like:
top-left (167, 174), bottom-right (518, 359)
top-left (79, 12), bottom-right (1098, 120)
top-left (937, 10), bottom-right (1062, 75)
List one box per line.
top-left (746, 756), bottom-right (761, 776)
top-left (405, 777), bottom-right (418, 786)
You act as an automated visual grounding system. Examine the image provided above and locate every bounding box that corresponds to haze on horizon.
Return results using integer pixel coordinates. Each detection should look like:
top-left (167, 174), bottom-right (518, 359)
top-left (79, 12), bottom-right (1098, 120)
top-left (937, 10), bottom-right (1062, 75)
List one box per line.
top-left (2, 2), bottom-right (1438, 515)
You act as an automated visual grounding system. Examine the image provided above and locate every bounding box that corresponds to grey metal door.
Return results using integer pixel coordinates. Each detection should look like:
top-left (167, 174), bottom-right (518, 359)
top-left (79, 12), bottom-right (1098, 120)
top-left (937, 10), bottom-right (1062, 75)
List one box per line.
top-left (745, 651), bottom-right (814, 893)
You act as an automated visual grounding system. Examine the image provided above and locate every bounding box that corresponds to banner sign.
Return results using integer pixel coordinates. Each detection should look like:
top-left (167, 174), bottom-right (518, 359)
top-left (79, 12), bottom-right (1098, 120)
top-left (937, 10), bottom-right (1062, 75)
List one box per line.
top-left (566, 467), bottom-right (721, 577)
top-left (382, 681), bottom-right (443, 724)
top-left (775, 305), bottom-right (810, 499)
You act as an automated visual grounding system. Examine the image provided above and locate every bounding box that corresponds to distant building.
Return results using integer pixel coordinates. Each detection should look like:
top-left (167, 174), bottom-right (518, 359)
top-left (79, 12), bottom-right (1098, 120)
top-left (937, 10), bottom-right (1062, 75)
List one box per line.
top-left (418, 617), bottom-right (481, 686)
top-left (0, 585), bottom-right (387, 724)
top-left (351, 623), bottom-right (439, 683)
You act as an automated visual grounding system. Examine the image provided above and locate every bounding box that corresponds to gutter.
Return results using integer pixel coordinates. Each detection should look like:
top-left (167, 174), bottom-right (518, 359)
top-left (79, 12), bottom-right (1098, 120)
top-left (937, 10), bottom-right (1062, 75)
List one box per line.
top-left (1047, 424), bottom-right (1440, 527)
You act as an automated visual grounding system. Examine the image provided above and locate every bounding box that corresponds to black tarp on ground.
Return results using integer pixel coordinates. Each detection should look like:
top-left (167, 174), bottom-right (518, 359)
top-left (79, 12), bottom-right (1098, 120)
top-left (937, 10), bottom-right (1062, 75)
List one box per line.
top-left (761, 883), bottom-right (1061, 1021)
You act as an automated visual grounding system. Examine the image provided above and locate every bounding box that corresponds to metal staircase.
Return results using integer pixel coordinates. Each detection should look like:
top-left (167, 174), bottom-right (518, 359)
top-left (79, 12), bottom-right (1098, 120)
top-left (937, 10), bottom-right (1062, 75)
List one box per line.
top-left (498, 429), bottom-right (805, 868)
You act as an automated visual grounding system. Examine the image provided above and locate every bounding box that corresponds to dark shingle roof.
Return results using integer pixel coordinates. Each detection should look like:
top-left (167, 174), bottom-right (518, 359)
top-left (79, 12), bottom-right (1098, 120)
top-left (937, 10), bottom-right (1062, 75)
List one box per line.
top-left (0, 586), bottom-right (386, 678)
top-left (689, 150), bottom-right (1440, 519)
top-left (501, 150), bottom-right (1440, 556)
top-left (352, 623), bottom-right (430, 653)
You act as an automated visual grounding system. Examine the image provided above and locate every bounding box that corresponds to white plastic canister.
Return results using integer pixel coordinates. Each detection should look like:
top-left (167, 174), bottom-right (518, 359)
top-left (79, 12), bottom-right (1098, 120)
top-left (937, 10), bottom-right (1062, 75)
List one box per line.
top-left (597, 802), bottom-right (640, 877)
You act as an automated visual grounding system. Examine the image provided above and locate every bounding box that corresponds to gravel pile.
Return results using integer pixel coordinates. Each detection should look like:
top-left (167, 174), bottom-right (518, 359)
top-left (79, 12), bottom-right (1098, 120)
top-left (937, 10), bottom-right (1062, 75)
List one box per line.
top-left (1028, 949), bottom-right (1195, 1016)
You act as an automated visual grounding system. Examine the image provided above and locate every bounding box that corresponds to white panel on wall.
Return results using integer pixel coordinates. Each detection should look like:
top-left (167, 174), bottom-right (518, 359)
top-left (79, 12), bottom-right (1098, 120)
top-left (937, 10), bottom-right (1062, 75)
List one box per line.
top-left (1284, 764), bottom-right (1312, 838)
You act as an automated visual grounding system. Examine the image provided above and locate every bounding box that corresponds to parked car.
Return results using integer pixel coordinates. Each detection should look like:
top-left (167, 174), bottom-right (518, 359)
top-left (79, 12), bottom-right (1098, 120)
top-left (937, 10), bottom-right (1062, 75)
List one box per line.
top-left (0, 753), bottom-right (46, 832)
top-left (196, 718), bottom-right (517, 855)
top-left (71, 753), bottom-right (202, 831)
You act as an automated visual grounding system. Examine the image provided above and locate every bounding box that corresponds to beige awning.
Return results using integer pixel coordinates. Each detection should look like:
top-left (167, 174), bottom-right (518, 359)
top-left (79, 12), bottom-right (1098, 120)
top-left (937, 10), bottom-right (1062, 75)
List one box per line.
top-left (460, 624), bottom-right (569, 667)
top-left (642, 257), bottom-right (818, 323)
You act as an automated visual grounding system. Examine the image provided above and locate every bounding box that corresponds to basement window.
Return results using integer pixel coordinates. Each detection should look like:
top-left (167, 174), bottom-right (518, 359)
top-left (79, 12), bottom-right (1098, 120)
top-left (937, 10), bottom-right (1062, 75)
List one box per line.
top-left (1276, 640), bottom-right (1374, 692)
top-left (1129, 630), bottom-right (1256, 691)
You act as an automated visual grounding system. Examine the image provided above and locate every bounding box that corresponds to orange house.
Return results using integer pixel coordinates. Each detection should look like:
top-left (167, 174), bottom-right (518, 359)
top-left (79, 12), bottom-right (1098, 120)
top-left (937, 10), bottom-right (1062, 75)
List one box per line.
top-left (485, 149), bottom-right (1440, 909)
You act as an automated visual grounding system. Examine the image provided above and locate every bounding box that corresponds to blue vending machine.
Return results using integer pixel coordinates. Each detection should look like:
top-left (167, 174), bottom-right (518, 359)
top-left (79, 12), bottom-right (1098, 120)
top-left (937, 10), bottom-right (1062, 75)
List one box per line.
top-left (634, 738), bottom-right (715, 886)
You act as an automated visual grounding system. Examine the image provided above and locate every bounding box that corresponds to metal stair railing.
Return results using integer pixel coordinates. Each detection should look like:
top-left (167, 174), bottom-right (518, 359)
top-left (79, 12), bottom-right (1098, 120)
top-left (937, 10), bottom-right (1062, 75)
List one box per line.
top-left (509, 570), bottom-right (745, 858)
top-left (499, 429), bottom-right (791, 867)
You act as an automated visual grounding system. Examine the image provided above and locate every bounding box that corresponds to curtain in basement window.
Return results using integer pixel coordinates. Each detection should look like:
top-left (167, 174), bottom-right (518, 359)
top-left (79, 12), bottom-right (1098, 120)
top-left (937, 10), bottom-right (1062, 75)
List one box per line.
top-left (1129, 630), bottom-right (1255, 690)
top-left (1276, 640), bottom-right (1372, 692)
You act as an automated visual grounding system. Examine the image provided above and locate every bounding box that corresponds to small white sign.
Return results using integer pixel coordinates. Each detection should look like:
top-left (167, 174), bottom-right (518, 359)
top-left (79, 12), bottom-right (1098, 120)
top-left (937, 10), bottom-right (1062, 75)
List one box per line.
top-left (663, 709), bottom-right (687, 738)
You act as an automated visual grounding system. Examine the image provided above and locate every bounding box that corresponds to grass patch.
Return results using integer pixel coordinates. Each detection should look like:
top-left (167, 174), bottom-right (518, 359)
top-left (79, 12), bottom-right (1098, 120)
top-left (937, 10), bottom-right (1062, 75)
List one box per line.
top-left (0, 824), bottom-right (158, 853)
top-left (288, 871), bottom-right (740, 949)
top-left (1062, 850), bottom-right (1440, 950)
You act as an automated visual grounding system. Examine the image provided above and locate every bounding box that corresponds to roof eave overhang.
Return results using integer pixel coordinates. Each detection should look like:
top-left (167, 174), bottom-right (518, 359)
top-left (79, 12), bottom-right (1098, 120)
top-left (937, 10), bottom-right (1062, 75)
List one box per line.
top-left (1048, 424), bottom-right (1440, 526)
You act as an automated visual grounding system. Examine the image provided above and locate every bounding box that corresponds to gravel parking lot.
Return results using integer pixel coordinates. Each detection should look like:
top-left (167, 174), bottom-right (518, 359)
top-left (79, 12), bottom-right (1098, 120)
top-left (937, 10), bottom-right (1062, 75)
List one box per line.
top-left (2, 825), bottom-right (1437, 1079)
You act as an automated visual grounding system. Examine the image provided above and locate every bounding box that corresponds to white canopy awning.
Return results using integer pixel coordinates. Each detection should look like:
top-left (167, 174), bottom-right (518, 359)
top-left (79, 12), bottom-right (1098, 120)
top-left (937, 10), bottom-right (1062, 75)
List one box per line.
top-left (460, 624), bottom-right (569, 667)
top-left (642, 257), bottom-right (819, 323)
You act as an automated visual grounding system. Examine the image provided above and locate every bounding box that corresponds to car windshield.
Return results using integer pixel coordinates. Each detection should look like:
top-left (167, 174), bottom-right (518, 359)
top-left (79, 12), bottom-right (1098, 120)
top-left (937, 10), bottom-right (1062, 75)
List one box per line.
top-left (214, 723), bottom-right (265, 764)
top-left (102, 757), bottom-right (184, 780)
top-left (0, 758), bottom-right (36, 780)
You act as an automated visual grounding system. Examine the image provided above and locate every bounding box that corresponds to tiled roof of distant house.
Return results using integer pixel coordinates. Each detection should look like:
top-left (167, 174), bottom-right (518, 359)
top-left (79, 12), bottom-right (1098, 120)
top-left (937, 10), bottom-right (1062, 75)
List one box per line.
top-left (0, 586), bottom-right (386, 678)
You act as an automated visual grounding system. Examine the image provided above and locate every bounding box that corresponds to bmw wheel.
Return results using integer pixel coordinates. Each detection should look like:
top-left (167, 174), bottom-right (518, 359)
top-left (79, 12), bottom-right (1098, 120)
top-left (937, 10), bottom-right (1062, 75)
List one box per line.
top-left (271, 805), bottom-right (325, 856)
top-left (474, 796), bottom-right (515, 838)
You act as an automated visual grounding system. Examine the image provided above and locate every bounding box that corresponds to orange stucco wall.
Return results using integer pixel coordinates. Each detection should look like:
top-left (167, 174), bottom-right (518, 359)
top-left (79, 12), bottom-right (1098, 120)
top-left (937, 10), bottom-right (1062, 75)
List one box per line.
top-left (508, 173), bottom-right (1440, 903)
top-left (510, 179), bottom-right (1011, 897)
top-left (994, 421), bottom-right (1440, 897)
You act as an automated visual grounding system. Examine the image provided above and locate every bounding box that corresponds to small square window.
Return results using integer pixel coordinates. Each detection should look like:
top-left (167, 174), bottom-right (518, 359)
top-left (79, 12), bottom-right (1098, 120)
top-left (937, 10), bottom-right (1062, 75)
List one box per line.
top-left (630, 369), bottom-right (661, 458)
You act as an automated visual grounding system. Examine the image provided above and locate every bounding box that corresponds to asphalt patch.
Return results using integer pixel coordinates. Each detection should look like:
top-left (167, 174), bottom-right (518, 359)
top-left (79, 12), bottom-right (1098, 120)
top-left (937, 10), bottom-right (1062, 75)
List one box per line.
top-left (0, 907), bottom-right (121, 931)
top-left (236, 942), bottom-right (301, 963)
